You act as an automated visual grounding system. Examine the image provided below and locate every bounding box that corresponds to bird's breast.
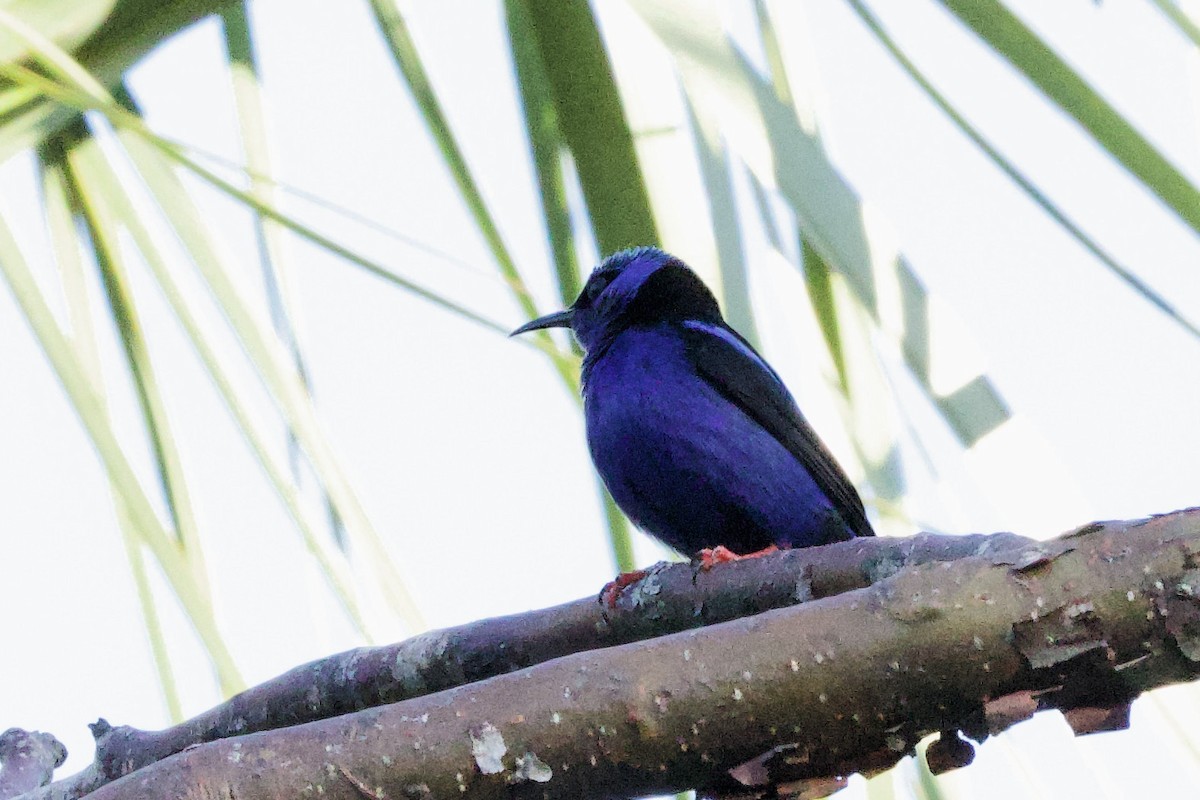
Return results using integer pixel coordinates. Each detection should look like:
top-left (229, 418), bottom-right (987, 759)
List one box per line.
top-left (579, 325), bottom-right (844, 553)
top-left (582, 327), bottom-right (707, 436)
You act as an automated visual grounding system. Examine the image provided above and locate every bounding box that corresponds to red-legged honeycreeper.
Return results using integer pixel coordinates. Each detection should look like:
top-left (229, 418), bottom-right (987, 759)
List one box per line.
top-left (512, 247), bottom-right (874, 560)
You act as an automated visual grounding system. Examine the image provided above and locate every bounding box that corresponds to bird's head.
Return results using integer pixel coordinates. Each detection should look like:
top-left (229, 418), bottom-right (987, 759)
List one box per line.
top-left (511, 246), bottom-right (722, 353)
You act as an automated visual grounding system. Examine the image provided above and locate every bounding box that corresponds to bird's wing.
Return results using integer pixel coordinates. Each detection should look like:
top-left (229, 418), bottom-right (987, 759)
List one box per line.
top-left (680, 321), bottom-right (874, 538)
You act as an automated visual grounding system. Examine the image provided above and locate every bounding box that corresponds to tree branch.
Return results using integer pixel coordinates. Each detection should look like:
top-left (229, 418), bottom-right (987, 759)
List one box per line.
top-left (33, 531), bottom-right (1033, 800)
top-left (57, 510), bottom-right (1200, 799)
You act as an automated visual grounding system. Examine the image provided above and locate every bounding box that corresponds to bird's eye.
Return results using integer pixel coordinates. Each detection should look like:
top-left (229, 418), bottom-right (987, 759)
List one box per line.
top-left (580, 270), bottom-right (616, 306)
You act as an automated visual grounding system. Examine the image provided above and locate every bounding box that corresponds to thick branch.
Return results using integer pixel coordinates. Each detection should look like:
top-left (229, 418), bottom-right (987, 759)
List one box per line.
top-left (42, 531), bottom-right (1029, 800)
top-left (78, 510), bottom-right (1200, 799)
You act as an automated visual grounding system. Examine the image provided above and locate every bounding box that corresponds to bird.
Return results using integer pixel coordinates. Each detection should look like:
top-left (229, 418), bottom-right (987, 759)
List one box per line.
top-left (512, 247), bottom-right (873, 595)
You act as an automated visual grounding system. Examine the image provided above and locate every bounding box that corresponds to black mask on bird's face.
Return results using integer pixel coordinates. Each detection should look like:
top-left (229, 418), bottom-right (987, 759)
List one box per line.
top-left (510, 247), bottom-right (721, 353)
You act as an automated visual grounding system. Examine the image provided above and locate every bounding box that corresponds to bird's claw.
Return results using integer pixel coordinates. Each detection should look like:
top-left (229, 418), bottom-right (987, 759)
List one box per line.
top-left (696, 544), bottom-right (780, 570)
top-left (599, 569), bottom-right (649, 608)
top-left (696, 545), bottom-right (740, 570)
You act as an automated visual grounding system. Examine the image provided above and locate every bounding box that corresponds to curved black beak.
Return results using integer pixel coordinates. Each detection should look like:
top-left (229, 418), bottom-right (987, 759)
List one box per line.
top-left (510, 308), bottom-right (574, 337)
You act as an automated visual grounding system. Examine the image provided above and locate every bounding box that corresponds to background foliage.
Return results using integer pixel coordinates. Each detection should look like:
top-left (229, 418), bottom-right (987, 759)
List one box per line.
top-left (3, 1), bottom-right (1200, 798)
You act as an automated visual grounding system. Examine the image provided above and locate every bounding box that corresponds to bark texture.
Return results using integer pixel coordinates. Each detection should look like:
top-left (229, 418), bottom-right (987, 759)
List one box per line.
top-left (0, 730), bottom-right (66, 799)
top-left (53, 510), bottom-right (1200, 799)
top-left (35, 531), bottom-right (1030, 800)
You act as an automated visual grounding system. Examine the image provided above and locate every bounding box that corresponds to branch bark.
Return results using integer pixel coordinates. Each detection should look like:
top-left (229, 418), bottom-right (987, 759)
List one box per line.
top-left (42, 510), bottom-right (1200, 799)
top-left (0, 730), bottom-right (66, 799)
top-left (33, 531), bottom-right (1033, 800)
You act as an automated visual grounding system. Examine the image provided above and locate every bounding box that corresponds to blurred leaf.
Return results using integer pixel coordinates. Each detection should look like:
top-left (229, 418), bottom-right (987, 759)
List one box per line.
top-left (844, 0), bottom-right (1200, 340)
top-left (67, 0), bottom-right (234, 76)
top-left (220, 1), bottom-right (306, 394)
top-left (0, 206), bottom-right (245, 695)
top-left (505, 0), bottom-right (581, 309)
top-left (118, 125), bottom-right (428, 635)
top-left (117, 502), bottom-right (185, 722)
top-left (67, 131), bottom-right (379, 642)
top-left (365, 1), bottom-right (533, 309)
top-left (37, 136), bottom-right (97, 371)
top-left (631, 0), bottom-right (1012, 450)
top-left (39, 138), bottom-right (187, 718)
top-left (0, 0), bottom-right (235, 161)
top-left (0, 83), bottom-right (40, 115)
top-left (520, 0), bottom-right (659, 255)
top-left (506, 0), bottom-right (643, 575)
top-left (1150, 0), bottom-right (1200, 48)
top-left (687, 96), bottom-right (760, 348)
top-left (59, 124), bottom-right (209, 580)
top-left (367, 0), bottom-right (587, 390)
top-left (0, 0), bottom-right (116, 63)
top-left (940, 0), bottom-right (1200, 236)
top-left (220, 2), bottom-right (347, 546)
top-left (800, 238), bottom-right (850, 396)
top-left (3, 12), bottom-right (579, 370)
top-left (2, 53), bottom-right (559, 359)
top-left (1, 23), bottom-right (429, 635)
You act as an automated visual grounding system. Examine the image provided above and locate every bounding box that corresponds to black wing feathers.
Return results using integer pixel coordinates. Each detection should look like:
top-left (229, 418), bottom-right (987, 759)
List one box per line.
top-left (680, 323), bottom-right (874, 539)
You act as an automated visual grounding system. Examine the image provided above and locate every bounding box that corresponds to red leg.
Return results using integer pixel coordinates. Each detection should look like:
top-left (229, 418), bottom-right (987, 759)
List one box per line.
top-left (696, 544), bottom-right (780, 571)
top-left (599, 569), bottom-right (649, 608)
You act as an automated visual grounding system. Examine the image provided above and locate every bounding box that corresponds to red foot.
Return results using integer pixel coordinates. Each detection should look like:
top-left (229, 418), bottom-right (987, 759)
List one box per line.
top-left (599, 569), bottom-right (649, 608)
top-left (696, 544), bottom-right (780, 571)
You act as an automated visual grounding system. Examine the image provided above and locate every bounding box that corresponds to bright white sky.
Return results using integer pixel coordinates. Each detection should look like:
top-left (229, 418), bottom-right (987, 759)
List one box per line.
top-left (3, 1), bottom-right (1200, 798)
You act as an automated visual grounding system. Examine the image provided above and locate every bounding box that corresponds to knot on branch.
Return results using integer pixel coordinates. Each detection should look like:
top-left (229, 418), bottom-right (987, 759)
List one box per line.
top-left (0, 729), bottom-right (67, 799)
